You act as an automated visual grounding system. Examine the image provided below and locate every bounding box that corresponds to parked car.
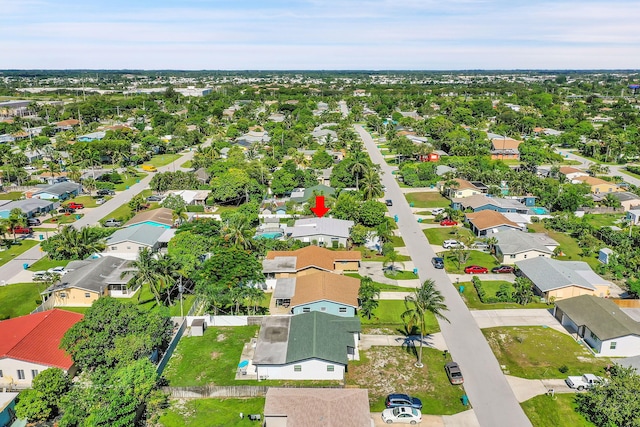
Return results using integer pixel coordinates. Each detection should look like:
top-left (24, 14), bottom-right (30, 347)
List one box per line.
top-left (24, 166), bottom-right (37, 171)
top-left (27, 218), bottom-right (41, 226)
top-left (12, 226), bottom-right (33, 234)
top-left (431, 257), bottom-right (445, 269)
top-left (432, 208), bottom-right (446, 216)
top-left (103, 219), bottom-right (122, 227)
top-left (385, 199), bottom-right (393, 206)
top-left (381, 406), bottom-right (422, 424)
top-left (66, 202), bottom-right (84, 209)
top-left (96, 189), bottom-right (115, 196)
top-left (566, 374), bottom-right (604, 391)
top-left (440, 219), bottom-right (458, 226)
top-left (470, 241), bottom-right (490, 251)
top-left (443, 239), bottom-right (465, 249)
top-left (147, 195), bottom-right (163, 202)
top-left (464, 265), bottom-right (489, 274)
top-left (491, 265), bottom-right (515, 274)
top-left (385, 393), bottom-right (423, 410)
top-left (445, 362), bottom-right (464, 385)
top-left (47, 266), bottom-right (68, 276)
top-left (58, 207), bottom-right (76, 214)
top-left (96, 198), bottom-right (105, 205)
top-left (141, 164), bottom-right (157, 172)
top-left (32, 271), bottom-right (49, 281)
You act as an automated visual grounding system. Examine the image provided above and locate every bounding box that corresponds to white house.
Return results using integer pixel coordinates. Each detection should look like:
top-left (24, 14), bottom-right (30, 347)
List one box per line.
top-left (103, 224), bottom-right (175, 260)
top-left (285, 217), bottom-right (354, 248)
top-left (494, 230), bottom-right (558, 264)
top-left (252, 312), bottom-right (360, 381)
top-left (554, 295), bottom-right (640, 357)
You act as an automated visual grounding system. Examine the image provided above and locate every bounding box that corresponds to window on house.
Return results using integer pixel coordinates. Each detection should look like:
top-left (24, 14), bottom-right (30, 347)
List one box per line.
top-left (31, 370), bottom-right (39, 379)
top-left (0, 370), bottom-right (3, 377)
top-left (126, 246), bottom-right (131, 250)
top-left (60, 293), bottom-right (67, 298)
top-left (85, 293), bottom-right (91, 298)
top-left (590, 331), bottom-right (599, 341)
top-left (610, 342), bottom-right (617, 350)
top-left (111, 246), bottom-right (117, 250)
top-left (294, 365), bottom-right (302, 372)
top-left (302, 308), bottom-right (311, 313)
top-left (509, 255), bottom-right (516, 259)
top-left (339, 307), bottom-right (347, 313)
top-left (327, 365), bottom-right (335, 372)
top-left (320, 307), bottom-right (327, 312)
top-left (17, 370), bottom-right (25, 380)
top-left (523, 254), bottom-right (527, 259)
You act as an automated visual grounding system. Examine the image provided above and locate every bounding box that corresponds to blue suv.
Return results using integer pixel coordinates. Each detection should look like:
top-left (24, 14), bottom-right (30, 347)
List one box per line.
top-left (385, 393), bottom-right (423, 410)
top-left (432, 257), bottom-right (445, 269)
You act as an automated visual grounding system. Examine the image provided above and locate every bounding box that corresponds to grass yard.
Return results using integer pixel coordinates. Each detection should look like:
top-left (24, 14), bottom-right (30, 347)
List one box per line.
top-left (456, 281), bottom-right (550, 310)
top-left (123, 284), bottom-right (197, 316)
top-left (522, 394), bottom-right (595, 427)
top-left (65, 195), bottom-right (104, 209)
top-left (442, 251), bottom-right (498, 274)
top-left (0, 282), bottom-right (48, 319)
top-left (43, 213), bottom-right (82, 225)
top-left (28, 257), bottom-right (70, 272)
top-left (527, 223), bottom-right (600, 269)
top-left (59, 306), bottom-right (90, 314)
top-left (423, 227), bottom-right (474, 246)
top-left (100, 189), bottom-right (153, 223)
top-left (405, 192), bottom-right (450, 208)
top-left (483, 326), bottom-right (611, 379)
top-left (354, 246), bottom-right (411, 262)
top-left (180, 160), bottom-right (192, 169)
top-left (390, 235), bottom-right (405, 247)
top-left (344, 273), bottom-right (411, 291)
top-left (346, 347), bottom-right (466, 414)
top-left (384, 270), bottom-right (418, 280)
top-left (582, 213), bottom-right (625, 228)
top-left (0, 240), bottom-right (39, 267)
top-left (623, 166), bottom-right (640, 180)
top-left (360, 300), bottom-right (440, 335)
top-left (0, 191), bottom-right (23, 200)
top-left (159, 398), bottom-right (266, 427)
top-left (114, 173), bottom-right (148, 191)
top-left (148, 154), bottom-right (181, 167)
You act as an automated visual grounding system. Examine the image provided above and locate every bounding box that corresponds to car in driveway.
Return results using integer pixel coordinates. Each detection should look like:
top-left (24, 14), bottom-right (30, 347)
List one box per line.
top-left (147, 195), bottom-right (163, 202)
top-left (431, 257), bottom-right (445, 269)
top-left (385, 393), bottom-right (423, 410)
top-left (443, 239), bottom-right (465, 249)
top-left (96, 189), bottom-right (115, 196)
top-left (470, 241), bottom-right (490, 251)
top-left (58, 207), bottom-right (76, 214)
top-left (65, 202), bottom-right (84, 209)
top-left (440, 219), bottom-right (458, 226)
top-left (445, 361), bottom-right (464, 385)
top-left (491, 265), bottom-right (515, 274)
top-left (103, 219), bottom-right (122, 227)
top-left (27, 218), bottom-right (41, 226)
top-left (381, 406), bottom-right (422, 424)
top-left (12, 226), bottom-right (33, 235)
top-left (432, 208), bottom-right (446, 216)
top-left (96, 198), bottom-right (105, 205)
top-left (464, 265), bottom-right (489, 274)
top-left (47, 266), bottom-right (68, 276)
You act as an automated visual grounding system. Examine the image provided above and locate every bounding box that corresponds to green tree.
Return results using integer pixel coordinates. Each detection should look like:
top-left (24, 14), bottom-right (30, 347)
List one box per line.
top-left (513, 277), bottom-right (535, 305)
top-left (358, 276), bottom-right (380, 320)
top-left (7, 208), bottom-right (26, 242)
top-left (128, 193), bottom-right (146, 212)
top-left (360, 168), bottom-right (384, 200)
top-left (40, 226), bottom-right (107, 260)
top-left (401, 279), bottom-right (449, 368)
top-left (125, 248), bottom-right (167, 305)
top-left (15, 389), bottom-right (51, 422)
top-left (358, 200), bottom-right (387, 227)
top-left (161, 193), bottom-right (187, 211)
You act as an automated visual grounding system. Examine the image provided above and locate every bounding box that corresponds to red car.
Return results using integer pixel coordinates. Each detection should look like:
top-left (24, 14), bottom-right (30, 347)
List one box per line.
top-left (440, 219), bottom-right (459, 226)
top-left (492, 265), bottom-right (515, 274)
top-left (66, 202), bottom-right (84, 209)
top-left (464, 265), bottom-right (489, 274)
top-left (12, 226), bottom-right (33, 235)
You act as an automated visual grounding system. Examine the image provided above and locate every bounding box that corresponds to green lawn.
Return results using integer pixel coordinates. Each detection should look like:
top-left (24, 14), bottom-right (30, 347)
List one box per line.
top-left (353, 246), bottom-right (411, 262)
top-left (442, 251), bottom-right (498, 274)
top-left (59, 306), bottom-right (90, 314)
top-left (344, 273), bottom-right (411, 291)
top-left (159, 398), bottom-right (265, 427)
top-left (390, 235), bottom-right (405, 247)
top-left (423, 227), bottom-right (474, 246)
top-left (0, 191), bottom-right (23, 200)
top-left (528, 223), bottom-right (600, 269)
top-left (180, 160), bottom-right (192, 169)
top-left (455, 281), bottom-right (549, 309)
top-left (346, 347), bottom-right (466, 414)
top-left (582, 213), bottom-right (625, 228)
top-left (148, 154), bottom-right (181, 167)
top-left (0, 240), bottom-right (39, 267)
top-left (522, 394), bottom-right (595, 427)
top-left (114, 173), bottom-right (148, 191)
top-left (623, 166), bottom-right (640, 180)
top-left (384, 270), bottom-right (418, 280)
top-left (100, 189), bottom-right (153, 223)
top-left (65, 195), bottom-right (108, 209)
top-left (360, 300), bottom-right (440, 335)
top-left (28, 257), bottom-right (70, 272)
top-left (483, 326), bottom-right (611, 379)
top-left (405, 192), bottom-right (450, 208)
top-left (43, 213), bottom-right (82, 225)
top-left (0, 282), bottom-right (48, 319)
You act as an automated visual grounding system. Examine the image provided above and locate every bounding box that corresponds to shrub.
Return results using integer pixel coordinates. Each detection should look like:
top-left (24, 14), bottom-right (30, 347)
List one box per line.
top-left (186, 205), bottom-right (204, 213)
top-left (558, 365), bottom-right (569, 374)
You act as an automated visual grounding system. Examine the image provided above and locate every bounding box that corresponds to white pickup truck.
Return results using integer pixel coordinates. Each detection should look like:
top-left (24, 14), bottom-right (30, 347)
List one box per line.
top-left (565, 374), bottom-right (603, 390)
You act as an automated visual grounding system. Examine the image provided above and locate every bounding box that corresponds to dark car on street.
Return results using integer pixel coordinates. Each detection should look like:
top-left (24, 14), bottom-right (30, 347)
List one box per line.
top-left (431, 257), bottom-right (445, 269)
top-left (97, 189), bottom-right (116, 196)
top-left (385, 199), bottom-right (393, 206)
top-left (385, 393), bottom-right (423, 410)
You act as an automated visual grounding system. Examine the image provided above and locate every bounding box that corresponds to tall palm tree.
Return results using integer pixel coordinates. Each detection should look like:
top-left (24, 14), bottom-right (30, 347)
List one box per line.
top-left (6, 208), bottom-right (26, 242)
top-left (383, 249), bottom-right (404, 273)
top-left (350, 155), bottom-right (368, 190)
top-left (83, 177), bottom-right (97, 197)
top-left (124, 248), bottom-right (164, 306)
top-left (222, 216), bottom-right (253, 249)
top-left (360, 168), bottom-right (384, 200)
top-left (402, 279), bottom-right (449, 368)
top-left (172, 206), bottom-right (188, 226)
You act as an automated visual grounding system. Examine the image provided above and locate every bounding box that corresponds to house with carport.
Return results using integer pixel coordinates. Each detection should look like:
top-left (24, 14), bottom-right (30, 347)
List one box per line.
top-left (494, 230), bottom-right (558, 264)
top-left (515, 257), bottom-right (610, 302)
top-left (32, 182), bottom-right (82, 201)
top-left (554, 295), bottom-right (640, 357)
top-left (0, 309), bottom-right (83, 389)
top-left (0, 198), bottom-right (55, 219)
top-left (452, 194), bottom-right (529, 214)
top-left (252, 312), bottom-right (361, 381)
top-left (465, 210), bottom-right (524, 237)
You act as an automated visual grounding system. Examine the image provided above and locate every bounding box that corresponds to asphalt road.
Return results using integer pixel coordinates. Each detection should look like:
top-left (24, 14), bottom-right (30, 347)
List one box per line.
top-left (0, 149), bottom-right (198, 284)
top-left (555, 148), bottom-right (640, 186)
top-left (355, 124), bottom-right (532, 427)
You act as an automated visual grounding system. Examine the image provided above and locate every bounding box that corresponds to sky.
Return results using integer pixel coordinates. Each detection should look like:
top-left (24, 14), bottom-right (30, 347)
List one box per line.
top-left (1, 0), bottom-right (640, 70)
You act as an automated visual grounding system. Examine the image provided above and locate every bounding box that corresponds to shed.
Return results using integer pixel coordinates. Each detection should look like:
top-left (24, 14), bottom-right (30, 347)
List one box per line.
top-left (191, 318), bottom-right (205, 336)
top-left (599, 248), bottom-right (614, 265)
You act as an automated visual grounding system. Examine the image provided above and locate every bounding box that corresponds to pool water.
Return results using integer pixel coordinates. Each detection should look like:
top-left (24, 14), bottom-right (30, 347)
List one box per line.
top-left (130, 221), bottom-right (171, 229)
top-left (530, 207), bottom-right (549, 215)
top-left (255, 232), bottom-right (283, 239)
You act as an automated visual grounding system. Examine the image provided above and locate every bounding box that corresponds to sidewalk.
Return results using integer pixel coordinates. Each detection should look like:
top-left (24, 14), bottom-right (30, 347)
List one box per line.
top-left (360, 333), bottom-right (448, 352)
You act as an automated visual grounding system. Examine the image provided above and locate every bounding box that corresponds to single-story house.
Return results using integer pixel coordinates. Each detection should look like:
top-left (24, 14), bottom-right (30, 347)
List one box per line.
top-left (263, 387), bottom-right (371, 427)
top-left (441, 179), bottom-right (484, 199)
top-left (452, 194), bottom-right (529, 214)
top-left (0, 198), bottom-right (55, 219)
top-left (490, 136), bottom-right (522, 160)
top-left (597, 192), bottom-right (640, 211)
top-left (37, 172), bottom-right (69, 185)
top-left (559, 166), bottom-right (589, 181)
top-left (32, 182), bottom-right (81, 201)
top-left (515, 257), bottom-right (610, 302)
top-left (272, 271), bottom-right (360, 317)
top-left (167, 190), bottom-right (211, 206)
top-left (0, 309), bottom-right (83, 389)
top-left (554, 295), bottom-right (640, 357)
top-left (285, 217), bottom-right (354, 248)
top-left (263, 245), bottom-right (361, 286)
top-left (41, 256), bottom-right (136, 308)
top-left (55, 119), bottom-right (80, 131)
top-left (289, 185), bottom-right (336, 204)
top-left (494, 230), bottom-right (558, 264)
top-left (465, 210), bottom-right (524, 237)
top-left (252, 312), bottom-right (361, 381)
top-left (103, 224), bottom-right (174, 260)
top-left (76, 131), bottom-right (106, 142)
top-left (572, 176), bottom-right (623, 195)
top-left (627, 209), bottom-right (640, 225)
top-left (124, 207), bottom-right (174, 228)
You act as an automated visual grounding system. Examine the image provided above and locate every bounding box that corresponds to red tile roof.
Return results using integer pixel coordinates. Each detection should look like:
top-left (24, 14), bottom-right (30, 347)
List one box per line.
top-left (0, 309), bottom-right (83, 370)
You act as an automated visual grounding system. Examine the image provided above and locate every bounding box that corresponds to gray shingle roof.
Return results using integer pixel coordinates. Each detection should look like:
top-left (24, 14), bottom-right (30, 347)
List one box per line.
top-left (453, 194), bottom-right (527, 211)
top-left (43, 256), bottom-right (133, 294)
top-left (515, 257), bottom-right (608, 292)
top-left (556, 295), bottom-right (640, 340)
top-left (34, 182), bottom-right (81, 197)
top-left (495, 230), bottom-right (557, 255)
top-left (287, 217), bottom-right (353, 239)
top-left (105, 224), bottom-right (168, 246)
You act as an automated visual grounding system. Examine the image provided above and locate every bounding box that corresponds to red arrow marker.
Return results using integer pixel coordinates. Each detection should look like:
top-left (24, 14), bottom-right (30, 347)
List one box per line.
top-left (310, 195), bottom-right (330, 217)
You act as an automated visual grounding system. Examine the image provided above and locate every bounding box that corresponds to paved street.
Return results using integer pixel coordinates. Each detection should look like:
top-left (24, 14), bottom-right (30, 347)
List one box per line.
top-left (355, 124), bottom-right (532, 427)
top-left (555, 148), bottom-right (640, 186)
top-left (0, 148), bottom-right (199, 285)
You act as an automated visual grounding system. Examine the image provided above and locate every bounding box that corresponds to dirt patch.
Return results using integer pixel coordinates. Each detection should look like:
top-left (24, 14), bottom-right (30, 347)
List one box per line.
top-left (210, 351), bottom-right (220, 359)
top-left (216, 333), bottom-right (226, 342)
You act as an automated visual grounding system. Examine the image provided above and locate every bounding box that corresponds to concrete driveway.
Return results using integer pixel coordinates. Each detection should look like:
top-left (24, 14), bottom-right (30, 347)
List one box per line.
top-left (360, 333), bottom-right (448, 352)
top-left (371, 410), bottom-right (479, 427)
top-left (470, 309), bottom-right (569, 334)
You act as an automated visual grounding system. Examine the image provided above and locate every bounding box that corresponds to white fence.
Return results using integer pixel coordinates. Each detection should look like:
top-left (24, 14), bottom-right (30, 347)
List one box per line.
top-left (185, 315), bottom-right (256, 327)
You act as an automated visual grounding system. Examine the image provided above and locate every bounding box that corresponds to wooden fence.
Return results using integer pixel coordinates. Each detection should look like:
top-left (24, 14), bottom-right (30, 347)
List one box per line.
top-left (162, 385), bottom-right (269, 398)
top-left (611, 299), bottom-right (640, 308)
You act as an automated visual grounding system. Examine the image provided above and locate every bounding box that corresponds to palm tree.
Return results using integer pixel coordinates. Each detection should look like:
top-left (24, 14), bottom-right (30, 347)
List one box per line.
top-left (358, 276), bottom-right (380, 320)
top-left (124, 248), bottom-right (164, 306)
top-left (66, 165), bottom-right (82, 183)
top-left (402, 279), bottom-right (449, 368)
top-left (360, 168), bottom-right (384, 200)
top-left (51, 226), bottom-right (106, 259)
top-left (6, 208), bottom-right (26, 242)
top-left (222, 216), bottom-right (253, 249)
top-left (83, 177), bottom-right (97, 196)
top-left (350, 155), bottom-right (368, 190)
top-left (383, 249), bottom-right (404, 273)
top-left (172, 206), bottom-right (188, 226)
